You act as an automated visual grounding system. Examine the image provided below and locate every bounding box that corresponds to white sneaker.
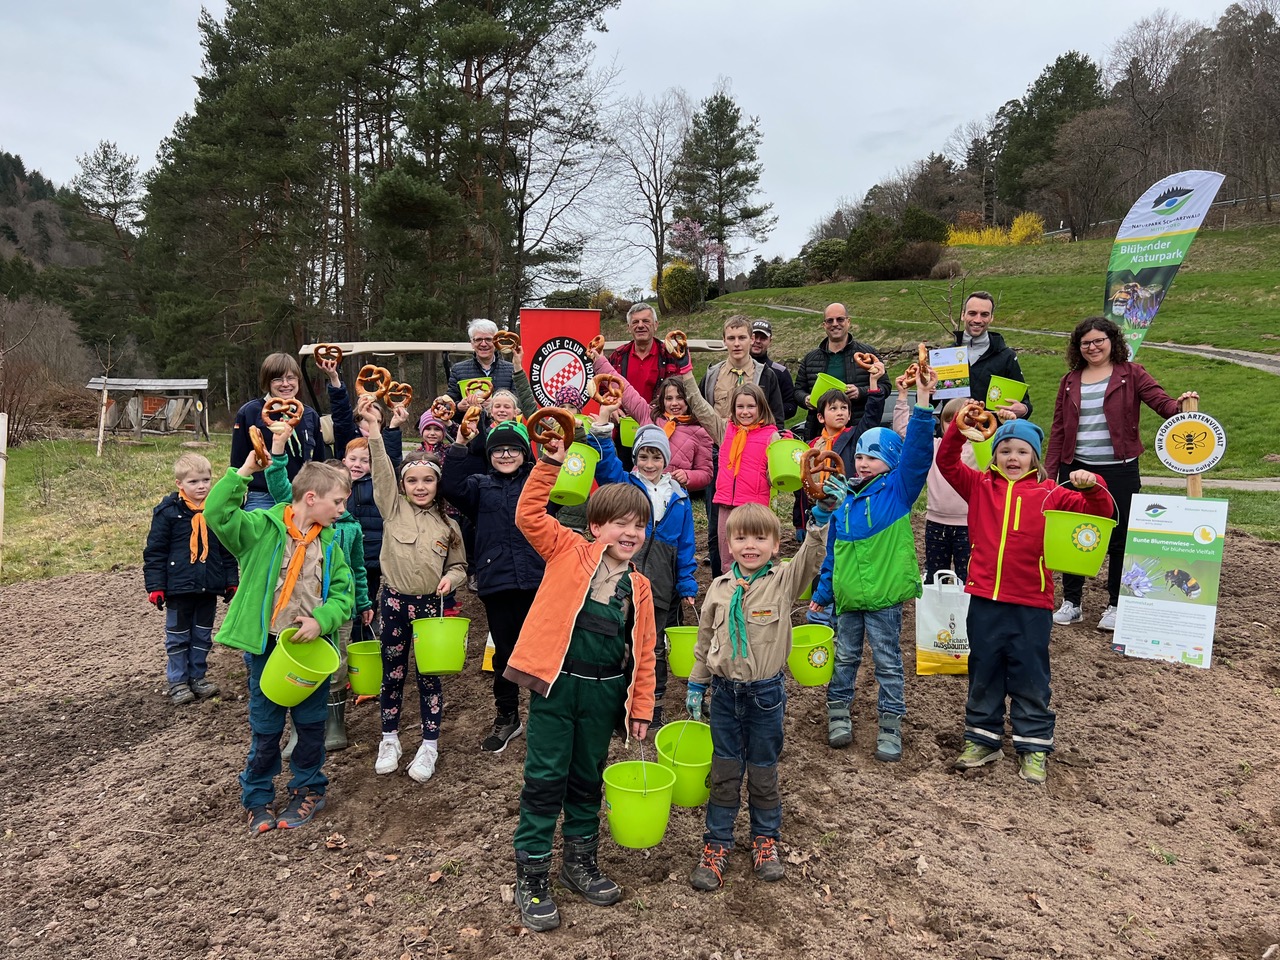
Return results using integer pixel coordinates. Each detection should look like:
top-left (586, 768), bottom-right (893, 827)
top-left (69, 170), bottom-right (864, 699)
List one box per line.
top-left (407, 740), bottom-right (439, 783)
top-left (1097, 605), bottom-right (1118, 632)
top-left (1052, 600), bottom-right (1083, 625)
top-left (375, 737), bottom-right (402, 775)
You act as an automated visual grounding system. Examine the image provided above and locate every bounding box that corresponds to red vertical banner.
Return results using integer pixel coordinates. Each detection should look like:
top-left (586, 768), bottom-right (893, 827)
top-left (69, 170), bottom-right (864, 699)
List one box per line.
top-left (518, 307), bottom-right (602, 411)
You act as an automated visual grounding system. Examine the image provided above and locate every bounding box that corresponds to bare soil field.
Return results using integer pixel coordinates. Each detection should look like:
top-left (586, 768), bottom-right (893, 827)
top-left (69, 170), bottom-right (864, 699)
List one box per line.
top-left (2, 519), bottom-right (1278, 960)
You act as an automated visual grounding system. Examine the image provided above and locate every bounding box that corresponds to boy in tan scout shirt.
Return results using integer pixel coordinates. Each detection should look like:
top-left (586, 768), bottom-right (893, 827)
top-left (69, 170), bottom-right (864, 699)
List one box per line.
top-left (684, 502), bottom-right (832, 890)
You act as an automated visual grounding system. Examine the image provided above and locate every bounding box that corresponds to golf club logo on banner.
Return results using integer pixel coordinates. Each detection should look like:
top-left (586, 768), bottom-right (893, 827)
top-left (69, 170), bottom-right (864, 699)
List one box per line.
top-left (529, 336), bottom-right (592, 407)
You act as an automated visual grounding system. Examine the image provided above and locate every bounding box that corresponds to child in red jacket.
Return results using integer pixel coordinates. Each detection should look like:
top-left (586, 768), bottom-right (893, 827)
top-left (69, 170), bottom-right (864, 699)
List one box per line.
top-left (936, 411), bottom-right (1111, 785)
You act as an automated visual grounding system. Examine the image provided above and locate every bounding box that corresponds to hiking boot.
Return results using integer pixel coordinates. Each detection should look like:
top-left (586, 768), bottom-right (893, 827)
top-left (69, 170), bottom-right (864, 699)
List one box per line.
top-left (407, 740), bottom-right (438, 783)
top-left (875, 712), bottom-right (903, 763)
top-left (324, 690), bottom-right (349, 752)
top-left (281, 724), bottom-right (298, 761)
top-left (189, 677), bottom-right (220, 700)
top-left (375, 737), bottom-right (402, 775)
top-left (248, 805), bottom-right (275, 836)
top-left (169, 683), bottom-right (196, 706)
top-left (481, 712), bottom-right (523, 754)
top-left (826, 702), bottom-right (852, 749)
top-left (954, 741), bottom-right (1002, 770)
top-left (1018, 751), bottom-right (1048, 784)
top-left (690, 842), bottom-right (730, 891)
top-left (514, 851), bottom-right (560, 932)
top-left (276, 788), bottom-right (325, 829)
top-left (559, 834), bottom-right (622, 906)
top-left (1097, 605), bottom-right (1118, 632)
top-left (752, 837), bottom-right (785, 882)
top-left (1053, 600), bottom-right (1083, 625)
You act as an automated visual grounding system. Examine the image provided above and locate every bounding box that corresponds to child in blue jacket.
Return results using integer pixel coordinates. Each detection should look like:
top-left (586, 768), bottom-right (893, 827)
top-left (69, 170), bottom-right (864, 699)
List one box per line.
top-left (589, 411), bottom-right (697, 729)
top-left (810, 369), bottom-right (936, 762)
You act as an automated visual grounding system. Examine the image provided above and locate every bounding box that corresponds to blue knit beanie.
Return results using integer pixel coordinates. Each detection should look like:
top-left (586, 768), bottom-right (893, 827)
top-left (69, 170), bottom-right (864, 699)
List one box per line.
top-left (855, 427), bottom-right (902, 469)
top-left (992, 418), bottom-right (1044, 458)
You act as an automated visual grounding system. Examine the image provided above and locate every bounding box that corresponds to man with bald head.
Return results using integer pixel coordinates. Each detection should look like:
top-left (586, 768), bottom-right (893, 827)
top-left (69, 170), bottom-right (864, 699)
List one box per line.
top-left (793, 303), bottom-right (883, 439)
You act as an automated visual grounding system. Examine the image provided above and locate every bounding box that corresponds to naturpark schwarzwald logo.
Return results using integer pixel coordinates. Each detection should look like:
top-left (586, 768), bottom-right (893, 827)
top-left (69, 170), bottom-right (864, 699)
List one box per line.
top-left (1151, 187), bottom-right (1194, 217)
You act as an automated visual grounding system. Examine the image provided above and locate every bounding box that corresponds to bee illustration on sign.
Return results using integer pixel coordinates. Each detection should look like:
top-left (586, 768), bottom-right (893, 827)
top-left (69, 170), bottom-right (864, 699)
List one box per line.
top-left (1163, 568), bottom-right (1202, 600)
top-left (1170, 427), bottom-right (1209, 457)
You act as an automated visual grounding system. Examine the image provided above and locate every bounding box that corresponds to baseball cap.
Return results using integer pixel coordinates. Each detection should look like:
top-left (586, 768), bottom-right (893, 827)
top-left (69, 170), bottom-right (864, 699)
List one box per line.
top-left (751, 320), bottom-right (772, 337)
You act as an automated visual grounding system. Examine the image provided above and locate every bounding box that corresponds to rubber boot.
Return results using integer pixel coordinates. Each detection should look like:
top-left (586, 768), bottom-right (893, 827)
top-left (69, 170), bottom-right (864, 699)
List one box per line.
top-left (559, 834), bottom-right (622, 906)
top-left (281, 723), bottom-right (298, 761)
top-left (875, 712), bottom-right (903, 763)
top-left (514, 851), bottom-right (560, 932)
top-left (324, 689), bottom-right (349, 752)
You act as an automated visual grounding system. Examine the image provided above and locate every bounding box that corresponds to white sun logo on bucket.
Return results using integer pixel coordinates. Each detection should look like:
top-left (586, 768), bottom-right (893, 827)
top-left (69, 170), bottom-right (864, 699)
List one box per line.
top-left (529, 336), bottom-right (591, 407)
top-left (1071, 522), bottom-right (1102, 552)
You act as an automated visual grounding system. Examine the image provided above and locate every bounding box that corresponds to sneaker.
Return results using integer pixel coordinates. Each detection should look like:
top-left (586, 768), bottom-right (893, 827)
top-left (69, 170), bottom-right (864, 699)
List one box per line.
top-left (1052, 600), bottom-right (1083, 625)
top-left (481, 713), bottom-right (524, 754)
top-left (751, 837), bottom-right (785, 882)
top-left (189, 677), bottom-right (220, 699)
top-left (248, 806), bottom-right (276, 835)
top-left (169, 683), bottom-right (196, 706)
top-left (276, 788), bottom-right (325, 829)
top-left (1018, 751), bottom-right (1048, 784)
top-left (1097, 605), bottom-right (1117, 631)
top-left (690, 842), bottom-right (730, 891)
top-left (407, 740), bottom-right (438, 783)
top-left (375, 737), bottom-right (402, 775)
top-left (874, 713), bottom-right (902, 763)
top-left (953, 741), bottom-right (1002, 769)
top-left (826, 703), bottom-right (852, 749)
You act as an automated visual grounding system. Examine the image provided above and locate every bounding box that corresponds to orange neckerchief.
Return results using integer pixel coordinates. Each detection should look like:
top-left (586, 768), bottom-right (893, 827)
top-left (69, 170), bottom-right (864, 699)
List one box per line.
top-left (270, 505), bottom-right (322, 628)
top-left (178, 489), bottom-right (209, 563)
top-left (727, 422), bottom-right (764, 475)
top-left (817, 426), bottom-right (845, 452)
top-left (660, 414), bottom-right (692, 439)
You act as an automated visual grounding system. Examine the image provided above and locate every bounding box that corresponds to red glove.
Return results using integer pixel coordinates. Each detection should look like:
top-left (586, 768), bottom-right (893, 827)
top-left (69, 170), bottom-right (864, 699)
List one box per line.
top-left (223, 585), bottom-right (238, 603)
top-left (148, 591), bottom-right (165, 610)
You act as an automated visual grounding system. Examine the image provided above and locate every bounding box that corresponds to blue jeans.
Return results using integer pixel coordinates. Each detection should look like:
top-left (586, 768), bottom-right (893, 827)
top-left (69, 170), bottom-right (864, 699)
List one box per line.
top-left (243, 489), bottom-right (276, 512)
top-left (704, 672), bottom-right (786, 845)
top-left (239, 640), bottom-right (330, 809)
top-left (163, 593), bottom-right (216, 685)
top-left (828, 604), bottom-right (905, 716)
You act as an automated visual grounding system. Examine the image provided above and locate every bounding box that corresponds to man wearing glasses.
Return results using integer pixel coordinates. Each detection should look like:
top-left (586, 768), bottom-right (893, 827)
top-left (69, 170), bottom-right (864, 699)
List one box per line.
top-left (794, 303), bottom-right (884, 440)
top-left (447, 318), bottom-right (517, 414)
top-left (959, 292), bottom-right (1031, 419)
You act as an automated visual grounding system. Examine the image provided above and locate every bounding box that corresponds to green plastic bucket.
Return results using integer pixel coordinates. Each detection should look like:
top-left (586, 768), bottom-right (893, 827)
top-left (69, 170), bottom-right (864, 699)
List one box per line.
top-left (985, 375), bottom-right (1027, 410)
top-left (781, 557), bottom-right (813, 601)
top-left (620, 416), bottom-right (639, 446)
top-left (260, 628), bottom-right (340, 707)
top-left (550, 442), bottom-right (600, 505)
top-left (655, 720), bottom-right (713, 808)
top-left (458, 377), bottom-right (492, 399)
top-left (788, 624), bottom-right (835, 687)
top-left (807, 372), bottom-right (846, 408)
top-left (346, 640), bottom-right (382, 696)
top-left (412, 613), bottom-right (469, 676)
top-left (666, 626), bottom-right (699, 679)
top-left (1043, 482), bottom-right (1117, 577)
top-left (971, 436), bottom-right (994, 471)
top-left (603, 760), bottom-right (677, 849)
top-left (767, 437), bottom-right (808, 492)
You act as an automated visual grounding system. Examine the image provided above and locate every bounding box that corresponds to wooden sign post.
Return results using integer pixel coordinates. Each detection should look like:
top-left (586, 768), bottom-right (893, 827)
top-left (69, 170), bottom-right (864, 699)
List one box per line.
top-left (1181, 396), bottom-right (1202, 499)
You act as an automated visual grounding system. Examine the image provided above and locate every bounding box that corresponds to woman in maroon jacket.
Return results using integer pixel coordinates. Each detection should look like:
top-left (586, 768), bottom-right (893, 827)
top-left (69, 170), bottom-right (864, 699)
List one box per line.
top-left (1045, 317), bottom-right (1198, 632)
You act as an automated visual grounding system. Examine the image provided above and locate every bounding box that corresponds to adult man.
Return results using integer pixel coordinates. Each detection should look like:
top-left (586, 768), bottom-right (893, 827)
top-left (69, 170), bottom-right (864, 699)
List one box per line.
top-left (749, 319), bottom-right (797, 422)
top-left (447, 319), bottom-right (517, 416)
top-left (794, 303), bottom-right (882, 439)
top-left (606, 302), bottom-right (685, 405)
top-left (957, 291), bottom-right (1031, 418)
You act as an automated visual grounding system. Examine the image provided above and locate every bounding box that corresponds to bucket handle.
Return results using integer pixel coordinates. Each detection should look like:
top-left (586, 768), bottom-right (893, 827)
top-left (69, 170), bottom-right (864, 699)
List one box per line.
top-left (1041, 480), bottom-right (1117, 519)
top-left (639, 738), bottom-right (649, 797)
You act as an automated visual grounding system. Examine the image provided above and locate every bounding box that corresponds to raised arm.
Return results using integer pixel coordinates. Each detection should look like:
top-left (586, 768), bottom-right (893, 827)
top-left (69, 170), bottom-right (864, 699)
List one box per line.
top-left (592, 354), bottom-right (654, 424)
top-left (679, 372), bottom-right (727, 446)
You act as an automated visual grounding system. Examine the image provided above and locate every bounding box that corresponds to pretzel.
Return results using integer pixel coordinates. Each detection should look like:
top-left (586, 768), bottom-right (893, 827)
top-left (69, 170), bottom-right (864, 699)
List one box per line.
top-left (853, 351), bottom-right (876, 371)
top-left (430, 396), bottom-right (456, 420)
top-left (958, 402), bottom-right (998, 441)
top-left (464, 379), bottom-right (493, 401)
top-left (314, 343), bottom-right (343, 365)
top-left (357, 364), bottom-right (392, 398)
top-left (384, 381), bottom-right (413, 407)
top-left (528, 407), bottom-right (576, 446)
top-left (901, 363), bottom-right (921, 386)
top-left (801, 448), bottom-right (845, 501)
top-left (459, 405), bottom-right (482, 442)
top-left (493, 331), bottom-right (520, 355)
top-left (261, 396), bottom-right (304, 427)
top-left (588, 334), bottom-right (606, 353)
top-left (589, 373), bottom-right (626, 406)
top-left (663, 330), bottom-right (688, 358)
top-left (248, 425), bottom-right (271, 468)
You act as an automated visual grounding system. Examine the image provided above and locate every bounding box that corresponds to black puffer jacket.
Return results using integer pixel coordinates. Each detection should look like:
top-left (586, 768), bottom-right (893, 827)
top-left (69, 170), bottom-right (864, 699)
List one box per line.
top-left (347, 474), bottom-right (384, 572)
top-left (440, 447), bottom-right (546, 596)
top-left (143, 493), bottom-right (239, 595)
top-left (964, 331), bottom-right (1034, 418)
top-left (793, 336), bottom-right (883, 437)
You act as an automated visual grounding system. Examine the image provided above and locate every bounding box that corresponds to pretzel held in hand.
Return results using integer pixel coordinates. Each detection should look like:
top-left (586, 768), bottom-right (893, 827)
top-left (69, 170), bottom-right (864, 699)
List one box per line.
top-left (663, 330), bottom-right (688, 358)
top-left (459, 405), bottom-right (482, 442)
top-left (588, 334), bottom-right (606, 353)
top-left (431, 396), bottom-right (456, 420)
top-left (853, 351), bottom-right (876, 371)
top-left (958, 401), bottom-right (998, 441)
top-left (528, 407), bottom-right (576, 446)
top-left (248, 425), bottom-right (271, 468)
top-left (261, 396), bottom-right (304, 427)
top-left (384, 381), bottom-right (413, 407)
top-left (465, 379), bottom-right (493, 402)
top-left (901, 363), bottom-right (921, 386)
top-left (314, 343), bottom-right (343, 365)
top-left (357, 364), bottom-right (392, 398)
top-left (589, 373), bottom-right (626, 406)
top-left (801, 448), bottom-right (845, 501)
top-left (493, 331), bottom-right (520, 355)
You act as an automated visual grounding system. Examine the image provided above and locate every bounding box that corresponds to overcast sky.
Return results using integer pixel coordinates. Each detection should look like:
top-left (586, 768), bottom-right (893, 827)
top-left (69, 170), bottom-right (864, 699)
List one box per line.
top-left (1, 0), bottom-right (1235, 287)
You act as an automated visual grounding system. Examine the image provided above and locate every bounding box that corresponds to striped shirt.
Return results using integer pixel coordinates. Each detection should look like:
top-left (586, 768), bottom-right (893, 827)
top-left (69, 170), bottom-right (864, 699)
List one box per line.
top-left (1074, 378), bottom-right (1118, 464)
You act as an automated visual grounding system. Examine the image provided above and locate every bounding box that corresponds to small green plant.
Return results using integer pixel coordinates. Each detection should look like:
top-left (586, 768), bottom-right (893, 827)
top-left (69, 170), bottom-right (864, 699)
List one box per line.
top-left (1149, 844), bottom-right (1178, 865)
top-left (629, 897), bottom-right (649, 914)
top-left (1237, 760), bottom-right (1254, 778)
top-left (438, 858), bottom-right (463, 876)
top-left (818, 831), bottom-right (840, 848)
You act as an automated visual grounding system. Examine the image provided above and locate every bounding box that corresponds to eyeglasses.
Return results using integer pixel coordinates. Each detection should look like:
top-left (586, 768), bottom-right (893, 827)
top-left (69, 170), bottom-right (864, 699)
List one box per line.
top-left (1080, 337), bottom-right (1110, 350)
top-left (472, 337), bottom-right (494, 345)
top-left (824, 316), bottom-right (848, 324)
top-left (491, 447), bottom-right (522, 458)
top-left (271, 374), bottom-right (299, 383)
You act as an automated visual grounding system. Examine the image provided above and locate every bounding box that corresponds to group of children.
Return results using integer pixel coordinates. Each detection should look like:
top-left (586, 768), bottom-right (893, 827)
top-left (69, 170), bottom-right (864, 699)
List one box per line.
top-left (143, 338), bottom-right (1113, 929)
